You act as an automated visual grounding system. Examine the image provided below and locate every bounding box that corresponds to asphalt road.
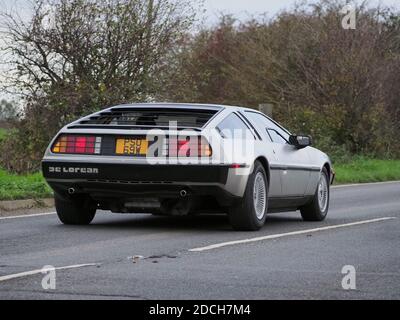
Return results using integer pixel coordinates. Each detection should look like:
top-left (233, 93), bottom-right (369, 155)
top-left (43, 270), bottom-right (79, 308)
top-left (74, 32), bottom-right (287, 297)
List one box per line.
top-left (0, 182), bottom-right (399, 300)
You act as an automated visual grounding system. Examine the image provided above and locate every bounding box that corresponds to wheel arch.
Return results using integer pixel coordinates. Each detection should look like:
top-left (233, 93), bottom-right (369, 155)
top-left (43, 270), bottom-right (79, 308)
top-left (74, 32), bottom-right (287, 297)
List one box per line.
top-left (255, 156), bottom-right (270, 187)
top-left (323, 162), bottom-right (331, 182)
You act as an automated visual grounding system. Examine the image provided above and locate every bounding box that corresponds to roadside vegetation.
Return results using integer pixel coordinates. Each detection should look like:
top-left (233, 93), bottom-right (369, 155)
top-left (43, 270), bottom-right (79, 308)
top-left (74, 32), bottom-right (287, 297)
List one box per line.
top-left (334, 158), bottom-right (400, 184)
top-left (0, 169), bottom-right (52, 201)
top-left (0, 128), bottom-right (7, 141)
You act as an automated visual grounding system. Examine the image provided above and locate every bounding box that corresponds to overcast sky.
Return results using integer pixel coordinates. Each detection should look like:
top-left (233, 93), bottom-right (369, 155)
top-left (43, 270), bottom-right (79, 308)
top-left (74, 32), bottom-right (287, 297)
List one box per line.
top-left (1, 0), bottom-right (400, 23)
top-left (1, 0), bottom-right (400, 101)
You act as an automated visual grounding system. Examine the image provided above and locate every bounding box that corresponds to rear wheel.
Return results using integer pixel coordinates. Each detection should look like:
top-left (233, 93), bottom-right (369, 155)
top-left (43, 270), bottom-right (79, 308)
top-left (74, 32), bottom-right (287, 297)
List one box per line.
top-left (228, 161), bottom-right (268, 231)
top-left (300, 167), bottom-right (330, 221)
top-left (55, 195), bottom-right (96, 225)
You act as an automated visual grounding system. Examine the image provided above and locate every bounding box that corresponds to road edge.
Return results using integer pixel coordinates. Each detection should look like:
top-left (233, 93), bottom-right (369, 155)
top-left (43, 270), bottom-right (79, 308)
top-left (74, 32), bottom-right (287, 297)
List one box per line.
top-left (0, 198), bottom-right (54, 216)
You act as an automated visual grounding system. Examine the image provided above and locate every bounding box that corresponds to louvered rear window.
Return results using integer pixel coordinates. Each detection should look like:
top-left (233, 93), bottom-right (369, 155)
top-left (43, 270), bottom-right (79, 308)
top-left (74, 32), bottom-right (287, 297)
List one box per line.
top-left (73, 107), bottom-right (219, 129)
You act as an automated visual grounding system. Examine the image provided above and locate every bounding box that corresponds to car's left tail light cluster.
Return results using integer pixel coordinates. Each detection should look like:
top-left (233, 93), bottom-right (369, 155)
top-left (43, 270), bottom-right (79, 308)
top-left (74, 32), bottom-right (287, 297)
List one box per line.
top-left (163, 137), bottom-right (212, 157)
top-left (52, 135), bottom-right (102, 155)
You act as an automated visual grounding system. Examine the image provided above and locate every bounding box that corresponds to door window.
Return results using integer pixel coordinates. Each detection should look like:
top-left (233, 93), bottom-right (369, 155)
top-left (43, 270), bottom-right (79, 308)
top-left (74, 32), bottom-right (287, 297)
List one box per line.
top-left (245, 111), bottom-right (290, 144)
top-left (217, 113), bottom-right (255, 139)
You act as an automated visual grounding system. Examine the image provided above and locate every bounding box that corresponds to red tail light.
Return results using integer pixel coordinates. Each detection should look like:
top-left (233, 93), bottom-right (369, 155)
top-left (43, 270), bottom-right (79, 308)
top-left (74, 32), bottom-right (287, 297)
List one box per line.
top-left (52, 135), bottom-right (102, 154)
top-left (176, 137), bottom-right (212, 157)
top-left (177, 140), bottom-right (190, 157)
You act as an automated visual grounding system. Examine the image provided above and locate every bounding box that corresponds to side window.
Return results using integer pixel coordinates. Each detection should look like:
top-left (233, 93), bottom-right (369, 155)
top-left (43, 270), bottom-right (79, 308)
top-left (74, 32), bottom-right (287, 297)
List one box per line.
top-left (267, 129), bottom-right (288, 144)
top-left (245, 111), bottom-right (290, 144)
top-left (217, 113), bottom-right (254, 139)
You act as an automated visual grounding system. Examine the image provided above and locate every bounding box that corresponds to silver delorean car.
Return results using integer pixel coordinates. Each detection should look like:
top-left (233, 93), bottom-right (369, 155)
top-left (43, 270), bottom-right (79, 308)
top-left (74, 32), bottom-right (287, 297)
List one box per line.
top-left (42, 103), bottom-right (334, 231)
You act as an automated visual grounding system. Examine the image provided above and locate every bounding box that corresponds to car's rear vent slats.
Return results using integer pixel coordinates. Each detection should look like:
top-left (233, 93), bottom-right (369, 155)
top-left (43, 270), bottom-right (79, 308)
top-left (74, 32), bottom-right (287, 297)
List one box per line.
top-left (71, 108), bottom-right (218, 130)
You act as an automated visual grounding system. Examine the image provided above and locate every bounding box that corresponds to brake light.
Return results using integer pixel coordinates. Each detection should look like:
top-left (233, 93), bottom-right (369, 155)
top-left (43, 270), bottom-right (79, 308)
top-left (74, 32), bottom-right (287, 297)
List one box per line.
top-left (177, 140), bottom-right (191, 157)
top-left (52, 135), bottom-right (102, 154)
top-left (174, 137), bottom-right (212, 157)
top-left (230, 164), bottom-right (247, 168)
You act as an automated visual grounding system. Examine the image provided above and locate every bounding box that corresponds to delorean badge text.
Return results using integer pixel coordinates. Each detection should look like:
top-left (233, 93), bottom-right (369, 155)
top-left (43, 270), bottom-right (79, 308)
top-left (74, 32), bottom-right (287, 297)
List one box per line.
top-left (49, 167), bottom-right (99, 174)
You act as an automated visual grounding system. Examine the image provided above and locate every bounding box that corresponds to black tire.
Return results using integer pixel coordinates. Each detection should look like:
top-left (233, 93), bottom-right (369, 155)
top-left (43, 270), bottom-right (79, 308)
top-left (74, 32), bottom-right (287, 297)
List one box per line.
top-left (300, 167), bottom-right (330, 221)
top-left (55, 195), bottom-right (96, 225)
top-left (228, 161), bottom-right (268, 231)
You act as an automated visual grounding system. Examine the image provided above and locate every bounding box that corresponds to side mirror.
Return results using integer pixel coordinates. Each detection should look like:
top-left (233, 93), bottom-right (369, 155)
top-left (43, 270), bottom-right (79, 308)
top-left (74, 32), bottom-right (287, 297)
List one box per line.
top-left (289, 135), bottom-right (312, 149)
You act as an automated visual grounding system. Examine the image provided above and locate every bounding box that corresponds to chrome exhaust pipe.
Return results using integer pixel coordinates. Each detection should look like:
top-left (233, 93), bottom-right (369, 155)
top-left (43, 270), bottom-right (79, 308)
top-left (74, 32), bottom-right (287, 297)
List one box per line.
top-left (180, 189), bottom-right (188, 198)
top-left (68, 188), bottom-right (75, 195)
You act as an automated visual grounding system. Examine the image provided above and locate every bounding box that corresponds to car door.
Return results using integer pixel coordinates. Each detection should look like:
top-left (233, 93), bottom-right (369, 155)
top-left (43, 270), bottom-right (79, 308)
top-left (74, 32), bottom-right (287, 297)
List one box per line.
top-left (230, 112), bottom-right (282, 198)
top-left (243, 111), bottom-right (312, 197)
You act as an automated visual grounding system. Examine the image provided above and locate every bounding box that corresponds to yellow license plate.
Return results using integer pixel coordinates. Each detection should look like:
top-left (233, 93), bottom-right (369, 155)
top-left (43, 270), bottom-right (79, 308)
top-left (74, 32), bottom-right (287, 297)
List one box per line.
top-left (115, 138), bottom-right (148, 155)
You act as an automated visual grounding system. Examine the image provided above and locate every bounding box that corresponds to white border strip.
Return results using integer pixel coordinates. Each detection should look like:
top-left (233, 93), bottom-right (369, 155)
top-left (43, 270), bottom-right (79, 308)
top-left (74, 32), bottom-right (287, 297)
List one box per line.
top-left (189, 217), bottom-right (397, 252)
top-left (0, 212), bottom-right (56, 220)
top-left (0, 263), bottom-right (98, 282)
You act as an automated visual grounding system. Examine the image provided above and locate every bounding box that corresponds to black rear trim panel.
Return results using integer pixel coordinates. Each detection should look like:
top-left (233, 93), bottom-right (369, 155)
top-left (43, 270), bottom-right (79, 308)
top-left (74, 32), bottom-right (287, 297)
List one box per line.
top-left (42, 161), bottom-right (229, 184)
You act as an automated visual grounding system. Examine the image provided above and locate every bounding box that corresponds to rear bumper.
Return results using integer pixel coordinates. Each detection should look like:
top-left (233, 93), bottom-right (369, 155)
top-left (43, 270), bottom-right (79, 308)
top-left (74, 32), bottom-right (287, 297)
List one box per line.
top-left (42, 161), bottom-right (229, 184)
top-left (42, 160), bottom-right (237, 205)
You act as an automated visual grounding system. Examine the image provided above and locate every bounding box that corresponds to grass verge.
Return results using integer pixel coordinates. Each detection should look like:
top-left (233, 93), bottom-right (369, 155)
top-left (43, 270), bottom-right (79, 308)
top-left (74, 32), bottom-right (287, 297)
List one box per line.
top-left (0, 169), bottom-right (52, 201)
top-left (334, 158), bottom-right (400, 184)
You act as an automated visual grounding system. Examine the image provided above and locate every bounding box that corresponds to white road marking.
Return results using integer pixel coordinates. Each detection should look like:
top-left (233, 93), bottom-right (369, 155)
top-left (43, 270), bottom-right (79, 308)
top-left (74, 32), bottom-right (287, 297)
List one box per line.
top-left (0, 212), bottom-right (56, 220)
top-left (189, 217), bottom-right (397, 252)
top-left (332, 180), bottom-right (400, 189)
top-left (0, 263), bottom-right (99, 282)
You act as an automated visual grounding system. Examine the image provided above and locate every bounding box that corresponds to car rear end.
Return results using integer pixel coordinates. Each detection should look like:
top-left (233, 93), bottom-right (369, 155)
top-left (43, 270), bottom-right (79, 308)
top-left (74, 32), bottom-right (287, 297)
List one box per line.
top-left (42, 104), bottom-right (245, 219)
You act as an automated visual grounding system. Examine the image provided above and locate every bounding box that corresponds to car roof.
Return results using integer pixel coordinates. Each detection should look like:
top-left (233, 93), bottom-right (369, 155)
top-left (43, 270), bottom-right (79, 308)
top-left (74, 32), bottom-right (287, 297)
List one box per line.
top-left (109, 102), bottom-right (263, 112)
top-left (111, 103), bottom-right (228, 111)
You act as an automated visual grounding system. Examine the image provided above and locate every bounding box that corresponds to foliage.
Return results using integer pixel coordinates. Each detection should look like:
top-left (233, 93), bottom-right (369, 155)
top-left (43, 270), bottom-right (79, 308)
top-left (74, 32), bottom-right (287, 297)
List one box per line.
top-left (0, 128), bottom-right (7, 142)
top-left (0, 168), bottom-right (52, 200)
top-left (0, 0), bottom-right (198, 172)
top-left (163, 0), bottom-right (400, 158)
top-left (0, 99), bottom-right (18, 120)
